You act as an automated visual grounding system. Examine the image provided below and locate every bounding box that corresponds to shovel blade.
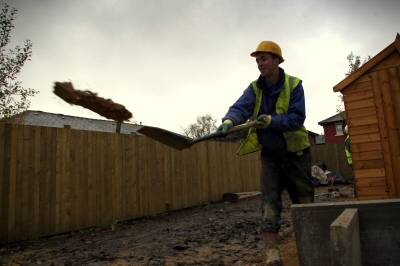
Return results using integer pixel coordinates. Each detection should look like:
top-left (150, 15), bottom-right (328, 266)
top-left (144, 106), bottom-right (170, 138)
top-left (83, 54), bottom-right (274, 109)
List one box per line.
top-left (137, 126), bottom-right (193, 150)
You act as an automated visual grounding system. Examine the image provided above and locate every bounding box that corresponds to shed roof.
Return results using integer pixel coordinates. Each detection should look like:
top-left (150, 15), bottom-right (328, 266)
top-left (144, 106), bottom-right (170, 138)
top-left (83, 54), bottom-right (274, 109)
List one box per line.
top-left (318, 111), bottom-right (346, 126)
top-left (334, 33), bottom-right (400, 92)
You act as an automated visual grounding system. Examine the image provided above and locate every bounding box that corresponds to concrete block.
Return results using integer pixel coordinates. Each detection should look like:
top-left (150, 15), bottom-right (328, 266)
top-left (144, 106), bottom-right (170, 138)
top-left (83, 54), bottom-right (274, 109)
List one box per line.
top-left (330, 208), bottom-right (361, 266)
top-left (291, 199), bottom-right (400, 266)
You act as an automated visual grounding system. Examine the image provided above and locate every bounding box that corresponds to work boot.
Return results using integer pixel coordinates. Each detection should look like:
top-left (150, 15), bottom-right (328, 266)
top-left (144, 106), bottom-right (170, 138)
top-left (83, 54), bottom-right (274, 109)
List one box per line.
top-left (263, 232), bottom-right (282, 266)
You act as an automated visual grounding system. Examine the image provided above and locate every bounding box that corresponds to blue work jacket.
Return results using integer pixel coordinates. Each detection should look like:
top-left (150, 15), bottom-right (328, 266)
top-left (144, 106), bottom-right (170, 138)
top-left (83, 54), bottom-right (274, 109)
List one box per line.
top-left (222, 68), bottom-right (306, 155)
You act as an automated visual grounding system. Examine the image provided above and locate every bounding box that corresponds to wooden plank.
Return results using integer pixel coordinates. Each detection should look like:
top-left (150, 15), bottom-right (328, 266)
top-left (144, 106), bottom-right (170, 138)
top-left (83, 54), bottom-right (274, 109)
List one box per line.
top-left (0, 124), bottom-right (11, 242)
top-left (349, 124), bottom-right (379, 136)
top-left (169, 142), bottom-right (178, 210)
top-left (114, 133), bottom-right (122, 220)
top-left (356, 176), bottom-right (387, 187)
top-left (136, 136), bottom-right (146, 216)
top-left (131, 135), bottom-right (140, 217)
top-left (162, 143), bottom-right (172, 211)
top-left (38, 127), bottom-right (48, 236)
top-left (344, 80), bottom-right (373, 96)
top-left (180, 147), bottom-right (189, 209)
top-left (222, 191), bottom-right (261, 202)
top-left (12, 125), bottom-right (23, 241)
top-left (21, 125), bottom-right (33, 239)
top-left (348, 116), bottom-right (378, 127)
top-left (198, 142), bottom-right (209, 203)
top-left (109, 133), bottom-right (116, 222)
top-left (390, 66), bottom-right (400, 133)
top-left (350, 133), bottom-right (380, 144)
top-left (345, 89), bottom-right (374, 102)
top-left (358, 194), bottom-right (389, 200)
top-left (94, 132), bottom-right (103, 225)
top-left (87, 131), bottom-right (96, 225)
top-left (353, 159), bottom-right (385, 170)
top-left (345, 98), bottom-right (375, 111)
top-left (346, 106), bottom-right (377, 119)
top-left (33, 127), bottom-right (41, 238)
top-left (352, 151), bottom-right (383, 161)
top-left (79, 131), bottom-right (89, 228)
top-left (103, 133), bottom-right (113, 224)
top-left (370, 71), bottom-right (397, 198)
top-left (206, 141), bottom-right (218, 202)
top-left (192, 145), bottom-right (203, 206)
top-left (66, 128), bottom-right (74, 232)
top-left (351, 141), bottom-right (382, 153)
top-left (126, 135), bottom-right (136, 218)
top-left (356, 185), bottom-right (388, 197)
top-left (388, 66), bottom-right (400, 196)
top-left (354, 168), bottom-right (385, 178)
top-left (378, 69), bottom-right (400, 197)
top-left (0, 124), bottom-right (5, 241)
top-left (118, 134), bottom-right (128, 220)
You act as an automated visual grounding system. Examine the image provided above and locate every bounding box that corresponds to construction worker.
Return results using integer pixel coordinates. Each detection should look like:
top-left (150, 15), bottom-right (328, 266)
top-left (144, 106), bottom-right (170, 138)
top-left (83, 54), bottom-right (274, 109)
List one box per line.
top-left (344, 125), bottom-right (352, 166)
top-left (217, 40), bottom-right (314, 266)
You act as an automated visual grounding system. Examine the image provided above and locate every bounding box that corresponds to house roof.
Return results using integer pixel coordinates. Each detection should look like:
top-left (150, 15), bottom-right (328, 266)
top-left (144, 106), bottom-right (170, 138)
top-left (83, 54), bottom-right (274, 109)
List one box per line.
top-left (334, 33), bottom-right (400, 92)
top-left (307, 130), bottom-right (320, 137)
top-left (318, 111), bottom-right (346, 126)
top-left (3, 110), bottom-right (142, 134)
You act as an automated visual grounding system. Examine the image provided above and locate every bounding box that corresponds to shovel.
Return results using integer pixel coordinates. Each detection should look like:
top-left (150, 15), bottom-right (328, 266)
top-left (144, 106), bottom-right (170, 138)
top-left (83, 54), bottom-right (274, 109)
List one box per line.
top-left (137, 120), bottom-right (258, 150)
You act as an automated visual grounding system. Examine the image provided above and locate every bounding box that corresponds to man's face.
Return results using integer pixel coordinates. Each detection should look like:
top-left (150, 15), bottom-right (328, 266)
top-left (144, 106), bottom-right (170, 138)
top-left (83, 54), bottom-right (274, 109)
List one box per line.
top-left (255, 53), bottom-right (280, 78)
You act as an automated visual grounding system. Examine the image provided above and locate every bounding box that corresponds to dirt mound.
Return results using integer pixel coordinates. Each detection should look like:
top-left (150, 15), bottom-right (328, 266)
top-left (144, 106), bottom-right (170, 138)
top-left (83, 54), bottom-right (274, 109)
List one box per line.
top-left (53, 82), bottom-right (132, 122)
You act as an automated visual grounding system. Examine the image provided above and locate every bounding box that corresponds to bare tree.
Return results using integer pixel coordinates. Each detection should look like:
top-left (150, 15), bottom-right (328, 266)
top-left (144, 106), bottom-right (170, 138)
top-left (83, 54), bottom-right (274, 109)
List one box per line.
top-left (336, 52), bottom-right (371, 112)
top-left (345, 52), bottom-right (371, 76)
top-left (0, 2), bottom-right (37, 119)
top-left (183, 114), bottom-right (217, 138)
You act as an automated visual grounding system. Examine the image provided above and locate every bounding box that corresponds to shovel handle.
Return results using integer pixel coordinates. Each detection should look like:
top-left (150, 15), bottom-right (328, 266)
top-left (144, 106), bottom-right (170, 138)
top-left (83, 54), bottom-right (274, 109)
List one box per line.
top-left (227, 120), bottom-right (258, 133)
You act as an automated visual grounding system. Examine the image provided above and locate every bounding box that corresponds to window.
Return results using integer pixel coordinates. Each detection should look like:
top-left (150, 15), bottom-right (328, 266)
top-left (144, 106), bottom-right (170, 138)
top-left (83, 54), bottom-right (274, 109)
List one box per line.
top-left (335, 123), bottom-right (343, 136)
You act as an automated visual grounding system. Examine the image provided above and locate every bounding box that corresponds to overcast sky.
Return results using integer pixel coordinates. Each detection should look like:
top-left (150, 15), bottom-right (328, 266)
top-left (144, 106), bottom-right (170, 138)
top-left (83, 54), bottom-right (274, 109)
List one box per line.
top-left (7, 0), bottom-right (400, 134)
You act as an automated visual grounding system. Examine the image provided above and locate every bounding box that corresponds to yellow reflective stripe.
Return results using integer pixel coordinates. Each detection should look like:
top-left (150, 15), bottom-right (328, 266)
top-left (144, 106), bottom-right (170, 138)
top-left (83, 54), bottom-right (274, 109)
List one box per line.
top-left (237, 128), bottom-right (262, 156)
top-left (251, 81), bottom-right (262, 119)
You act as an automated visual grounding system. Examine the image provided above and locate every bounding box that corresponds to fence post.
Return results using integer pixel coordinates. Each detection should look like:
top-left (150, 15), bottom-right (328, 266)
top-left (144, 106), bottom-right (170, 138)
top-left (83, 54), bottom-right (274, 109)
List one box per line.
top-left (0, 123), bottom-right (12, 243)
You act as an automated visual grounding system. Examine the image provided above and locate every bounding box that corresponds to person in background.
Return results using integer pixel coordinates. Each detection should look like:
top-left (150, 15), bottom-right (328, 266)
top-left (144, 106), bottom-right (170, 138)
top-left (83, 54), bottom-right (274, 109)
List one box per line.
top-left (216, 40), bottom-right (314, 266)
top-left (344, 125), bottom-right (352, 167)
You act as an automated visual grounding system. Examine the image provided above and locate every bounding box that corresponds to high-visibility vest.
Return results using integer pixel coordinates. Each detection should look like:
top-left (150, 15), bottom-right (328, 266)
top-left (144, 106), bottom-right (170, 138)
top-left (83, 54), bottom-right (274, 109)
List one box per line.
top-left (237, 74), bottom-right (310, 156)
top-left (344, 135), bottom-right (352, 165)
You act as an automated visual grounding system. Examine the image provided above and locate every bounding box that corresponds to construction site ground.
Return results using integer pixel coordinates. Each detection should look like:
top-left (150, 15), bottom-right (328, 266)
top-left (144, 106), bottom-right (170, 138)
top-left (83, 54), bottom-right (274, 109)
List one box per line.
top-left (0, 184), bottom-right (355, 266)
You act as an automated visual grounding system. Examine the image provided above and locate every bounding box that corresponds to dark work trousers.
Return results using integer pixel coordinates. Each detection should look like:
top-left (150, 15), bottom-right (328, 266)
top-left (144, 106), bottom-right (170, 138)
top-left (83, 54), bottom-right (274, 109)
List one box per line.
top-left (260, 148), bottom-right (314, 233)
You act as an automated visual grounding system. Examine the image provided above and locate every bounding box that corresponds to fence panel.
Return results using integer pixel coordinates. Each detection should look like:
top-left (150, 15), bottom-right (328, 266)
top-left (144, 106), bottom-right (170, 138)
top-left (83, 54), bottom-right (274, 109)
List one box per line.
top-left (0, 123), bottom-right (261, 243)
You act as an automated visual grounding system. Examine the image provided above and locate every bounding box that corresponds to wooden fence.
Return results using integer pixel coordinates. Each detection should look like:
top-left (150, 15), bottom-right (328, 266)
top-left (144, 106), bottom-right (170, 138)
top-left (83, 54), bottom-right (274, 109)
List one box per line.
top-left (0, 123), bottom-right (353, 243)
top-left (0, 123), bottom-right (261, 243)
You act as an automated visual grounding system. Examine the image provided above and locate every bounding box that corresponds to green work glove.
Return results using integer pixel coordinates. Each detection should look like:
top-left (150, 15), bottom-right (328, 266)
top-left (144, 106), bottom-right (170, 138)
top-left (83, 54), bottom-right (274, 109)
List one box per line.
top-left (216, 119), bottom-right (233, 135)
top-left (256, 114), bottom-right (272, 128)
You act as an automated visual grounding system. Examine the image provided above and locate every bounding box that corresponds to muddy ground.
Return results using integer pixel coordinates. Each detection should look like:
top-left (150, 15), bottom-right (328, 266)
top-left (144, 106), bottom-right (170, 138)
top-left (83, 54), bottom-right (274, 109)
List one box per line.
top-left (0, 185), bottom-right (354, 266)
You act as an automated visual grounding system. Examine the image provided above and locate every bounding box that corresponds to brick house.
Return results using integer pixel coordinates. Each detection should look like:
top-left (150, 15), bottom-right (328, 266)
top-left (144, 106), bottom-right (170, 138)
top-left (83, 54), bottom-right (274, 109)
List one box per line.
top-left (318, 112), bottom-right (346, 144)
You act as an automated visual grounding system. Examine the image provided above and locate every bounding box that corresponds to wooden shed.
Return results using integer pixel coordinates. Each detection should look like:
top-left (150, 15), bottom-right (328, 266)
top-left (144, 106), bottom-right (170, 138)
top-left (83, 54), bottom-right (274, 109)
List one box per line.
top-left (333, 33), bottom-right (400, 200)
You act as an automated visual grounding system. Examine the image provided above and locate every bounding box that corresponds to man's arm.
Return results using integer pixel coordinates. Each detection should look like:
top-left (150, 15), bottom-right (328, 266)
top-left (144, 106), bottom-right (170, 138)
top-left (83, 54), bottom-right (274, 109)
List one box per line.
top-left (222, 85), bottom-right (255, 125)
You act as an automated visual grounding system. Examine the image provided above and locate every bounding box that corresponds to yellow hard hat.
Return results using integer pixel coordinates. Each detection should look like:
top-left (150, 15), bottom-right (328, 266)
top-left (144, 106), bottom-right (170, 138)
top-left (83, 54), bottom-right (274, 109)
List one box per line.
top-left (250, 41), bottom-right (284, 62)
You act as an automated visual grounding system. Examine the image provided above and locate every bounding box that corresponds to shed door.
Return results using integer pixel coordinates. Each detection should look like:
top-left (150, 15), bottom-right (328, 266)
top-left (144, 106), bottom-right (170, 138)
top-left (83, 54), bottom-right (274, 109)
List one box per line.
top-left (345, 75), bottom-right (389, 199)
top-left (370, 64), bottom-right (400, 198)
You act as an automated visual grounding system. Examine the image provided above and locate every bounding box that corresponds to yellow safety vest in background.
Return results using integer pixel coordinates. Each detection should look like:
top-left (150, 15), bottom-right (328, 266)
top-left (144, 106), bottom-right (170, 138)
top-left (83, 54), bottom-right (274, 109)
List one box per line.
top-left (237, 74), bottom-right (310, 156)
top-left (344, 135), bottom-right (352, 165)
